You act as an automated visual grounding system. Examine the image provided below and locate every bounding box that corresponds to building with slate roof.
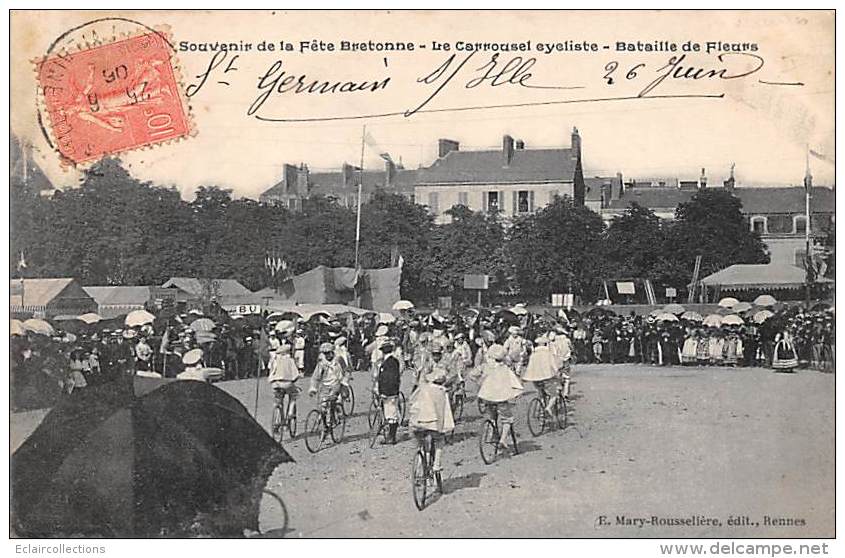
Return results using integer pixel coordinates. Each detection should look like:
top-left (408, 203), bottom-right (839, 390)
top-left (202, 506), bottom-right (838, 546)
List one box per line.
top-left (259, 128), bottom-right (587, 224)
top-left (10, 278), bottom-right (97, 319)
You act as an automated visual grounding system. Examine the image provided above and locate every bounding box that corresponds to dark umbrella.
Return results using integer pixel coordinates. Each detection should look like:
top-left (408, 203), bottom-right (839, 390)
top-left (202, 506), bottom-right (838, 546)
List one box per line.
top-left (12, 379), bottom-right (291, 537)
top-left (495, 309), bottom-right (520, 325)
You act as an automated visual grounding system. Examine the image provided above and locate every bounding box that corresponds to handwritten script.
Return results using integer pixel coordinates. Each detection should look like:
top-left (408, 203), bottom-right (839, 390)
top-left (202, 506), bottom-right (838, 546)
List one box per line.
top-left (184, 50), bottom-right (803, 123)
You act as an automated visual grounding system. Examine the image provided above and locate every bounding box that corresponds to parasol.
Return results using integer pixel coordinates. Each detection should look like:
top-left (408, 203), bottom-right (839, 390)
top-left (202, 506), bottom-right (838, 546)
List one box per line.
top-left (680, 311), bottom-right (703, 322)
top-left (509, 306), bottom-right (528, 316)
top-left (377, 312), bottom-right (396, 324)
top-left (78, 312), bottom-right (103, 324)
top-left (721, 314), bottom-right (744, 326)
top-left (10, 319), bottom-right (25, 336)
top-left (11, 380), bottom-right (291, 537)
top-left (656, 312), bottom-right (679, 322)
top-left (718, 297), bottom-right (739, 308)
top-left (753, 294), bottom-right (777, 307)
top-left (190, 318), bottom-right (216, 333)
top-left (732, 302), bottom-right (753, 313)
top-left (392, 300), bottom-right (415, 311)
top-left (23, 318), bottom-right (55, 336)
top-left (753, 309), bottom-right (774, 323)
top-left (662, 303), bottom-right (686, 315)
top-left (274, 320), bottom-right (295, 334)
top-left (702, 314), bottom-right (723, 327)
top-left (125, 310), bottom-right (156, 327)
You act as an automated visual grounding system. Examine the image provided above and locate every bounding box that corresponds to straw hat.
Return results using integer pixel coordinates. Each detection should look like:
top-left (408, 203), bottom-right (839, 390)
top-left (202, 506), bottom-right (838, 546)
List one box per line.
top-left (182, 348), bottom-right (203, 366)
top-left (488, 344), bottom-right (506, 361)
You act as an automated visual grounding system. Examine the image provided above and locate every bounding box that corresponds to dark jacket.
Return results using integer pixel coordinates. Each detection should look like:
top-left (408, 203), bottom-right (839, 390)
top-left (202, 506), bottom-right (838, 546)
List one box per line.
top-left (377, 355), bottom-right (401, 396)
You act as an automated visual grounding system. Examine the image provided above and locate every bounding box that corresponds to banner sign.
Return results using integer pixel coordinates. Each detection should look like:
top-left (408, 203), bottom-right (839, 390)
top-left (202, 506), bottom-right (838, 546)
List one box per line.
top-left (616, 281), bottom-right (636, 295)
top-left (463, 274), bottom-right (489, 290)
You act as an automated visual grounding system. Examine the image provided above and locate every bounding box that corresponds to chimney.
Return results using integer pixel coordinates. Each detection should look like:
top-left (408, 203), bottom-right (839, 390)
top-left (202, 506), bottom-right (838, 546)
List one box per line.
top-left (342, 162), bottom-right (355, 188)
top-left (384, 158), bottom-right (396, 187)
top-left (437, 139), bottom-right (459, 158)
top-left (612, 172), bottom-right (624, 200)
top-left (571, 127), bottom-right (581, 155)
top-left (296, 163), bottom-right (309, 195)
top-left (515, 139), bottom-right (525, 150)
top-left (723, 163), bottom-right (736, 190)
top-left (502, 134), bottom-right (515, 166)
top-left (699, 167), bottom-right (707, 189)
top-left (282, 164), bottom-right (298, 194)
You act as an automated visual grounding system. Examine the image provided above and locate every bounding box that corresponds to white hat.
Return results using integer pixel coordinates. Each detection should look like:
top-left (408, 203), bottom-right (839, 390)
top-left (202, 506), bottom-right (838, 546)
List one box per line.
top-left (182, 348), bottom-right (203, 366)
top-left (534, 334), bottom-right (549, 345)
top-left (335, 336), bottom-right (347, 345)
top-left (508, 326), bottom-right (520, 334)
top-left (488, 344), bottom-right (506, 361)
top-left (375, 325), bottom-right (389, 337)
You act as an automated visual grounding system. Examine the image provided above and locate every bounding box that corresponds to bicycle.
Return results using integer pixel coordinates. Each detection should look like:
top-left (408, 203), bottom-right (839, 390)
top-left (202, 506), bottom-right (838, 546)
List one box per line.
top-left (339, 383), bottom-right (355, 416)
top-left (448, 380), bottom-right (466, 421)
top-left (367, 388), bottom-right (406, 429)
top-left (478, 402), bottom-right (519, 465)
top-left (526, 387), bottom-right (567, 437)
top-left (411, 432), bottom-right (442, 510)
top-left (304, 396), bottom-right (347, 453)
top-left (271, 387), bottom-right (298, 443)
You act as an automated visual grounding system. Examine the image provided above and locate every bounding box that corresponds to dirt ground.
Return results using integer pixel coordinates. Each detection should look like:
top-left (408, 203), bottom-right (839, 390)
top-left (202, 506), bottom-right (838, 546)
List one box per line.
top-left (10, 363), bottom-right (835, 538)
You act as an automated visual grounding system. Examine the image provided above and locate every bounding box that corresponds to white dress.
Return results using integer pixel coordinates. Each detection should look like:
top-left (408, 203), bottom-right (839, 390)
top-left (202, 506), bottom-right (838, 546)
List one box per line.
top-left (521, 346), bottom-right (557, 382)
top-left (408, 362), bottom-right (455, 434)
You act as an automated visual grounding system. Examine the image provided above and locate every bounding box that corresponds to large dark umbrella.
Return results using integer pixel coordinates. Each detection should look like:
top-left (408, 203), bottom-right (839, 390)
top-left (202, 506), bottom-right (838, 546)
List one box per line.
top-left (12, 379), bottom-right (291, 537)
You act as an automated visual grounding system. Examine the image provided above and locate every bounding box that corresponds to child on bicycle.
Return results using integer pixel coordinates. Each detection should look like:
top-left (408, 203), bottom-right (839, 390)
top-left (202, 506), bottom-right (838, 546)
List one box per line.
top-left (268, 343), bottom-right (300, 419)
top-left (408, 341), bottom-right (455, 476)
top-left (375, 339), bottom-right (402, 444)
top-left (477, 344), bottom-right (524, 450)
top-left (523, 334), bottom-right (561, 416)
top-left (309, 342), bottom-right (345, 429)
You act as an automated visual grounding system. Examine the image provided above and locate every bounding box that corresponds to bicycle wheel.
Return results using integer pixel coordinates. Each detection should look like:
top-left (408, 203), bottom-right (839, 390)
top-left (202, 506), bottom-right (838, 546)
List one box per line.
top-left (555, 396), bottom-right (568, 430)
top-left (331, 402), bottom-right (347, 443)
top-left (479, 420), bottom-right (498, 465)
top-left (271, 404), bottom-right (284, 443)
top-left (367, 397), bottom-right (379, 429)
top-left (369, 409), bottom-right (384, 448)
top-left (304, 409), bottom-right (324, 454)
top-left (452, 392), bottom-right (465, 421)
top-left (287, 400), bottom-right (298, 438)
top-left (411, 450), bottom-right (427, 511)
top-left (341, 384), bottom-right (355, 416)
top-left (527, 397), bottom-right (546, 437)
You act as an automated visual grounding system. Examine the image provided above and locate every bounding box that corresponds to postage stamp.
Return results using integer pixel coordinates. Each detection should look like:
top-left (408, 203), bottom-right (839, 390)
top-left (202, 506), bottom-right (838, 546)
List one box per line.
top-left (35, 29), bottom-right (193, 166)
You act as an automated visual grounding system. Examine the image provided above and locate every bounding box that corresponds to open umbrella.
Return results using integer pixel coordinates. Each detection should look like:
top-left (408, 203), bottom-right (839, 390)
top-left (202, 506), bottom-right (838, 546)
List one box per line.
top-left (377, 312), bottom-right (396, 324)
top-left (680, 311), bottom-right (703, 322)
top-left (11, 380), bottom-right (291, 537)
top-left (279, 311), bottom-right (301, 322)
top-left (718, 297), bottom-right (739, 308)
top-left (721, 314), bottom-right (744, 326)
top-left (753, 294), bottom-right (777, 307)
top-left (78, 312), bottom-right (103, 324)
top-left (732, 302), bottom-right (753, 313)
top-left (392, 300), bottom-right (415, 311)
top-left (753, 309), bottom-right (774, 323)
top-left (662, 303), bottom-right (686, 315)
top-left (509, 306), bottom-right (528, 316)
top-left (649, 309), bottom-right (663, 317)
top-left (11, 319), bottom-right (25, 336)
top-left (125, 310), bottom-right (156, 328)
top-left (23, 318), bottom-right (55, 336)
top-left (274, 319), bottom-right (295, 334)
top-left (703, 314), bottom-right (723, 327)
top-left (656, 312), bottom-right (679, 322)
top-left (190, 318), bottom-right (216, 333)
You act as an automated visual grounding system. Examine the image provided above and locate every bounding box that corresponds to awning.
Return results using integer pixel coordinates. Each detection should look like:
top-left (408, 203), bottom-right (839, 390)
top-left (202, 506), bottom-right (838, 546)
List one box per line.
top-left (699, 263), bottom-right (833, 291)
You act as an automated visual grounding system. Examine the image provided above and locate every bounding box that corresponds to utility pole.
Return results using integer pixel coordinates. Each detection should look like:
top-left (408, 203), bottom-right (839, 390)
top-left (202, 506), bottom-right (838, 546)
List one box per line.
top-left (804, 148), bottom-right (813, 307)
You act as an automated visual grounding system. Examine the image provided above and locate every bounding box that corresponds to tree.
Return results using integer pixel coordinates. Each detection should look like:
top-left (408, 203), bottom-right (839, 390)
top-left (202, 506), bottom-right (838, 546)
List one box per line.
top-left (419, 205), bottom-right (507, 300)
top-left (655, 189), bottom-right (769, 290)
top-left (603, 202), bottom-right (666, 279)
top-left (507, 196), bottom-right (607, 301)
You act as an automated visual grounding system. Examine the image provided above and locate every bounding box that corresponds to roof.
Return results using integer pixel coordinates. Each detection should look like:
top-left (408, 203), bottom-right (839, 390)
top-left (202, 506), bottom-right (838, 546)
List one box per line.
top-left (607, 185), bottom-right (835, 214)
top-left (83, 286), bottom-right (152, 306)
top-left (700, 263), bottom-right (833, 289)
top-left (584, 176), bottom-right (622, 202)
top-left (734, 187), bottom-right (834, 214)
top-left (161, 278), bottom-right (253, 297)
top-left (10, 278), bottom-right (92, 307)
top-left (415, 148), bottom-right (577, 185)
top-left (260, 181), bottom-right (286, 200)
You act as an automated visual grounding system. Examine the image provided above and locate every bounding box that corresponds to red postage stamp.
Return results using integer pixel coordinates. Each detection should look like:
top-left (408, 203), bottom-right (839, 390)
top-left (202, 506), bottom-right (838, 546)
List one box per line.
top-left (36, 30), bottom-right (192, 166)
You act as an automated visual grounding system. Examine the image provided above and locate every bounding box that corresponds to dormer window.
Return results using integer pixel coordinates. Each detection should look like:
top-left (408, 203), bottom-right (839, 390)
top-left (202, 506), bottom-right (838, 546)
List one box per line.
top-left (750, 216), bottom-right (767, 234)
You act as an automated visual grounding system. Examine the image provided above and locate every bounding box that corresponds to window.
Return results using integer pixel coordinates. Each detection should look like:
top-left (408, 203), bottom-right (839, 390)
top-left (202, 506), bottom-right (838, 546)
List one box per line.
top-left (750, 216), bottom-right (766, 234)
top-left (428, 192), bottom-right (439, 214)
top-left (794, 216), bottom-right (808, 235)
top-left (487, 191), bottom-right (500, 213)
top-left (458, 191), bottom-right (468, 207)
top-left (517, 190), bottom-right (530, 213)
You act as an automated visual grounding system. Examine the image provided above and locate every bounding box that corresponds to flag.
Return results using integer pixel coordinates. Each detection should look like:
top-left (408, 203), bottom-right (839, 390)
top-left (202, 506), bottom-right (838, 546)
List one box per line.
top-left (17, 250), bottom-right (26, 270)
top-left (379, 152), bottom-right (393, 164)
top-left (809, 148), bottom-right (832, 163)
top-left (363, 130), bottom-right (380, 151)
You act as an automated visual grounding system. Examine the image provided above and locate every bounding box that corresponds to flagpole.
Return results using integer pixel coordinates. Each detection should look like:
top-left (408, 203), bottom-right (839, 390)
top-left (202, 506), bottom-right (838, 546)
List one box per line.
top-left (804, 146), bottom-right (812, 307)
top-left (355, 126), bottom-right (365, 269)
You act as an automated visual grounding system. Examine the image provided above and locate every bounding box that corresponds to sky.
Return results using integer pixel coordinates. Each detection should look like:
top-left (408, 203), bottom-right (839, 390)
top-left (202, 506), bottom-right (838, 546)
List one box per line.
top-left (11, 10), bottom-right (835, 200)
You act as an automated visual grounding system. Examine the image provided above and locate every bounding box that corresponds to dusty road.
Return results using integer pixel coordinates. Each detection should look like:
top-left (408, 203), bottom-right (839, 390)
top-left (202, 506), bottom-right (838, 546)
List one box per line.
top-left (10, 364), bottom-right (834, 538)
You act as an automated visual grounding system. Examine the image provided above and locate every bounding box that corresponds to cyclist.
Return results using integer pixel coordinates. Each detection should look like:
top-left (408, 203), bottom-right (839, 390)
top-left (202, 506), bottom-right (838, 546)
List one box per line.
top-left (268, 343), bottom-right (300, 421)
top-left (408, 341), bottom-right (455, 477)
top-left (477, 344), bottom-right (524, 450)
top-left (309, 342), bottom-right (345, 430)
top-left (503, 326), bottom-right (529, 375)
top-left (523, 334), bottom-right (561, 416)
top-left (550, 326), bottom-right (573, 399)
top-left (375, 339), bottom-right (402, 444)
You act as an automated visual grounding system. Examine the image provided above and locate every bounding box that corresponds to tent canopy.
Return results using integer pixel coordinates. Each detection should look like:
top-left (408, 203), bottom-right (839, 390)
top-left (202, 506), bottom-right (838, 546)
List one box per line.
top-left (699, 263), bottom-right (832, 291)
top-left (272, 265), bottom-right (401, 312)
